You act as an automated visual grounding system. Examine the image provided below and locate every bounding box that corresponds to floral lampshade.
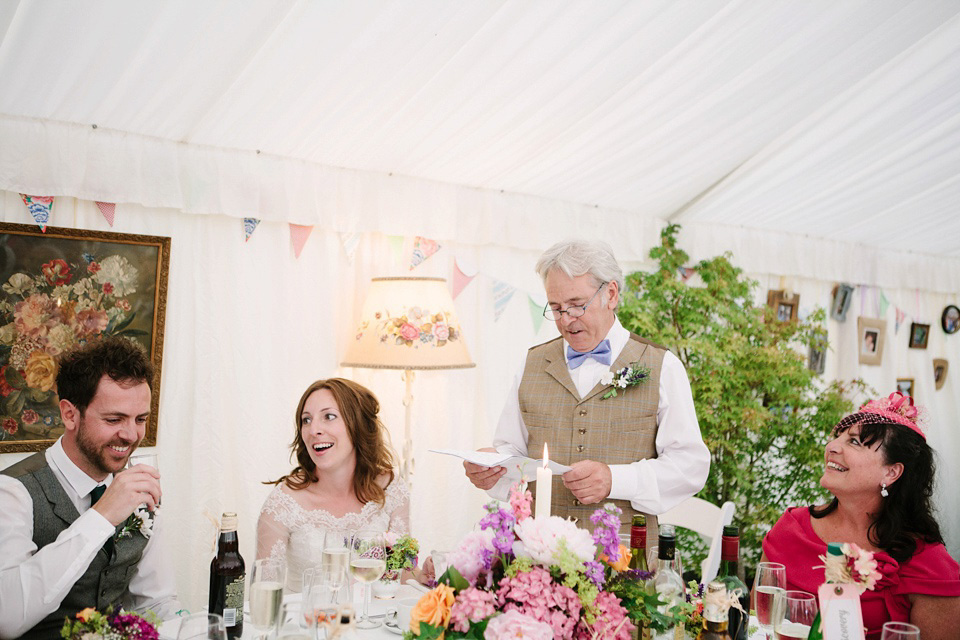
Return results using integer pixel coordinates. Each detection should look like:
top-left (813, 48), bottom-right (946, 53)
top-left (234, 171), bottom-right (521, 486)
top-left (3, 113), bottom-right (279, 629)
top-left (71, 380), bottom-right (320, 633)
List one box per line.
top-left (341, 277), bottom-right (475, 370)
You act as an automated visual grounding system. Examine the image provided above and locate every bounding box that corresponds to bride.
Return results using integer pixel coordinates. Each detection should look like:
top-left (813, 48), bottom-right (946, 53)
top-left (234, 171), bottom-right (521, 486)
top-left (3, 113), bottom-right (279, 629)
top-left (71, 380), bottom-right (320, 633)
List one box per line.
top-left (256, 378), bottom-right (409, 591)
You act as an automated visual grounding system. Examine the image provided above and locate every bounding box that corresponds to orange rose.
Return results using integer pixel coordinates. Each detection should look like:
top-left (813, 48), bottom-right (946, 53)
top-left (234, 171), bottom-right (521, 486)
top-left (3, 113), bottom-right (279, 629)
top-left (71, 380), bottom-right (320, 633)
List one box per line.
top-left (410, 583), bottom-right (455, 635)
top-left (601, 543), bottom-right (632, 572)
top-left (76, 607), bottom-right (96, 622)
top-left (24, 350), bottom-right (57, 392)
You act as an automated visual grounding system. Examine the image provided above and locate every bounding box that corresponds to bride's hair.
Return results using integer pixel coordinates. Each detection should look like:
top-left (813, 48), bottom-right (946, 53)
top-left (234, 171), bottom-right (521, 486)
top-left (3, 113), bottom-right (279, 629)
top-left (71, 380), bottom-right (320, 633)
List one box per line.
top-left (267, 378), bottom-right (397, 506)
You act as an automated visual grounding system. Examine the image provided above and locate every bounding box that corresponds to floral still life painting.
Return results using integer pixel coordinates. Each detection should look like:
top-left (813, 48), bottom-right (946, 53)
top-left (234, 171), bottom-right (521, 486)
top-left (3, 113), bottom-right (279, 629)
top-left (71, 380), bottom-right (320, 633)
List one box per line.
top-left (0, 223), bottom-right (170, 452)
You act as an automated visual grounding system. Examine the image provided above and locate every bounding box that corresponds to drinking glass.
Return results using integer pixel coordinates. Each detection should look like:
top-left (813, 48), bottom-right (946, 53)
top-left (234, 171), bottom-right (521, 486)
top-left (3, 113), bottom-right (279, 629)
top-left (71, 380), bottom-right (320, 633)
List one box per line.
top-left (753, 561), bottom-right (787, 639)
top-left (350, 529), bottom-right (387, 629)
top-left (249, 558), bottom-right (286, 639)
top-left (773, 590), bottom-right (817, 640)
top-left (127, 452), bottom-right (160, 505)
top-left (175, 612), bottom-right (227, 640)
top-left (881, 622), bottom-right (921, 640)
top-left (322, 531), bottom-right (350, 604)
top-left (276, 601), bottom-right (316, 640)
top-left (302, 567), bottom-right (338, 634)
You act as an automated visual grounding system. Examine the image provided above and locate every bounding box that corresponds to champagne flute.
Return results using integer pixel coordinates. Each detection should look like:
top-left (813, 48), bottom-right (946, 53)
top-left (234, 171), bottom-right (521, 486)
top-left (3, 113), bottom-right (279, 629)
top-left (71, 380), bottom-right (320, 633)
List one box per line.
top-left (881, 622), bottom-right (920, 640)
top-left (773, 590), bottom-right (817, 640)
top-left (322, 531), bottom-right (350, 604)
top-left (753, 561), bottom-right (786, 639)
top-left (350, 529), bottom-right (387, 629)
top-left (249, 558), bottom-right (286, 639)
top-left (176, 612), bottom-right (227, 640)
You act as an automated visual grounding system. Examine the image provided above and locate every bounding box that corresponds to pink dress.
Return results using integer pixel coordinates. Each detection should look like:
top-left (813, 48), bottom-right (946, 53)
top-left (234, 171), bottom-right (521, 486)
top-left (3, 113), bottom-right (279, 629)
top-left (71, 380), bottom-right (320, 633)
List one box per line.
top-left (762, 507), bottom-right (960, 638)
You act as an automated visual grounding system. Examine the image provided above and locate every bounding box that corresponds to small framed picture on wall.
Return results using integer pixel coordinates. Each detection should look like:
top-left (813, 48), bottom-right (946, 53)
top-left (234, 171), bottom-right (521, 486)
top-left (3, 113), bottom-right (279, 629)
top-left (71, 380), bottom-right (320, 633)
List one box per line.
top-left (896, 378), bottom-right (915, 399)
top-left (909, 323), bottom-right (930, 349)
top-left (767, 289), bottom-right (799, 323)
top-left (858, 317), bottom-right (885, 365)
top-left (933, 358), bottom-right (948, 390)
top-left (942, 305), bottom-right (959, 334)
top-left (830, 283), bottom-right (854, 322)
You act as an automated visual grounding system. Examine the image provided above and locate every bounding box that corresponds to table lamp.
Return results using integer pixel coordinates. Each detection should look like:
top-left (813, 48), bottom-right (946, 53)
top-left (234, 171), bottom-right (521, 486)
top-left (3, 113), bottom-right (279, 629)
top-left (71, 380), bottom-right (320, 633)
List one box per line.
top-left (341, 277), bottom-right (475, 481)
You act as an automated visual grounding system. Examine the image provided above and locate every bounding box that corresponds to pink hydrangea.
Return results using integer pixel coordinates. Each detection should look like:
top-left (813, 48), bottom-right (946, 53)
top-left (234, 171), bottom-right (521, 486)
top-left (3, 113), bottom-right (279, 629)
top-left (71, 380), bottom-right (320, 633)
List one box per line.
top-left (484, 610), bottom-right (555, 639)
top-left (497, 567), bottom-right (581, 639)
top-left (450, 587), bottom-right (498, 632)
top-left (574, 590), bottom-right (634, 640)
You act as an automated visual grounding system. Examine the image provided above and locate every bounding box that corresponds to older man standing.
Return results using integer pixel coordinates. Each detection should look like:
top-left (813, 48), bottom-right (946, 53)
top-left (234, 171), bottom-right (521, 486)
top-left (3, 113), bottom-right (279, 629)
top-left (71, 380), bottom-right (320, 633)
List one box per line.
top-left (0, 337), bottom-right (180, 639)
top-left (465, 240), bottom-right (709, 536)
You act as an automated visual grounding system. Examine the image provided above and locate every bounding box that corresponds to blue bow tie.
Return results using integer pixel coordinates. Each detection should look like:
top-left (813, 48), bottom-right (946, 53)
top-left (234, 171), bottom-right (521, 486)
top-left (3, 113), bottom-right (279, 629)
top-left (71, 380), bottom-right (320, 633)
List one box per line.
top-left (567, 340), bottom-right (612, 369)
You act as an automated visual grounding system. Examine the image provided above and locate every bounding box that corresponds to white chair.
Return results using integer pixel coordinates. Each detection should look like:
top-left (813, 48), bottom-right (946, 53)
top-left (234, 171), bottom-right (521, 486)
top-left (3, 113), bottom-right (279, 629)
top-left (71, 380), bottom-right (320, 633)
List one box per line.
top-left (658, 496), bottom-right (735, 584)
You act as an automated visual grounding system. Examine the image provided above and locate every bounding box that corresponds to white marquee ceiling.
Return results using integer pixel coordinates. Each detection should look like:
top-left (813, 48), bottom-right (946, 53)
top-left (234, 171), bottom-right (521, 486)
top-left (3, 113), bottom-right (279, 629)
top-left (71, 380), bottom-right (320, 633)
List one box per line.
top-left (1, 0), bottom-right (959, 257)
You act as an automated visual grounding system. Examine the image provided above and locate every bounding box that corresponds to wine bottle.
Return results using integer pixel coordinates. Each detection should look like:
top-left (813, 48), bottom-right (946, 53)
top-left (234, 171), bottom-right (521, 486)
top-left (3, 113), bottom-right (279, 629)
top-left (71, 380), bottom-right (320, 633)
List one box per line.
top-left (209, 512), bottom-right (245, 639)
top-left (697, 581), bottom-right (733, 640)
top-left (628, 514), bottom-right (648, 572)
top-left (715, 525), bottom-right (749, 640)
top-left (806, 543), bottom-right (845, 640)
top-left (654, 524), bottom-right (686, 614)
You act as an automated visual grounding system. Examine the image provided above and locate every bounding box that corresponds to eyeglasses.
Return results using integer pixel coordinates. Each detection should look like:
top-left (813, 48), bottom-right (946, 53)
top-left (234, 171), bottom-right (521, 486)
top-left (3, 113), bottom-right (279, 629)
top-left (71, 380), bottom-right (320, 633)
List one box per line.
top-left (543, 282), bottom-right (608, 321)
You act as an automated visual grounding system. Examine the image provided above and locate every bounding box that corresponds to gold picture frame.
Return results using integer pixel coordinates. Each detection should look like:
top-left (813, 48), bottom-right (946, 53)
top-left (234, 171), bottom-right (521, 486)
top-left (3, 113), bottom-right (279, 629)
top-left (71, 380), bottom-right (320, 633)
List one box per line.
top-left (896, 377), bottom-right (915, 399)
top-left (0, 223), bottom-right (170, 453)
top-left (767, 289), bottom-right (799, 323)
top-left (857, 317), bottom-right (885, 366)
top-left (933, 358), bottom-right (948, 391)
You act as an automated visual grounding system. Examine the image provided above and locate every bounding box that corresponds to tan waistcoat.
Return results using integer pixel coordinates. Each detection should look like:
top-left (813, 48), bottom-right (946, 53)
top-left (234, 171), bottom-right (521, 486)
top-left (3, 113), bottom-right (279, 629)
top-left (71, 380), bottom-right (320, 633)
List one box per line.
top-left (519, 333), bottom-right (665, 549)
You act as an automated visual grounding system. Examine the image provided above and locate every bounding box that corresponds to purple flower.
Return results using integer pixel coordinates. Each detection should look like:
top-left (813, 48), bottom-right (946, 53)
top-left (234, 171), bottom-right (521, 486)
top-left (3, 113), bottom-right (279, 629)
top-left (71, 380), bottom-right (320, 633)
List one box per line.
top-left (480, 504), bottom-right (516, 556)
top-left (585, 560), bottom-right (606, 588)
top-left (590, 504), bottom-right (622, 559)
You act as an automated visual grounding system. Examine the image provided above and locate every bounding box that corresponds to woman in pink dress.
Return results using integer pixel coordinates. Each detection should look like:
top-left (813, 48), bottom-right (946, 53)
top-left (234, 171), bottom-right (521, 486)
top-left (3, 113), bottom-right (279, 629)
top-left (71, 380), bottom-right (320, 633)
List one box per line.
top-left (762, 392), bottom-right (960, 639)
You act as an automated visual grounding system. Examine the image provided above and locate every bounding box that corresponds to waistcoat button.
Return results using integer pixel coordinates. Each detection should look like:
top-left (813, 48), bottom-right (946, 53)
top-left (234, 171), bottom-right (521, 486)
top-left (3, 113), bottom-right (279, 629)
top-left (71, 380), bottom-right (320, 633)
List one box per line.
top-left (579, 409), bottom-right (587, 416)
top-left (578, 428), bottom-right (586, 435)
top-left (574, 499), bottom-right (581, 506)
top-left (577, 445), bottom-right (584, 452)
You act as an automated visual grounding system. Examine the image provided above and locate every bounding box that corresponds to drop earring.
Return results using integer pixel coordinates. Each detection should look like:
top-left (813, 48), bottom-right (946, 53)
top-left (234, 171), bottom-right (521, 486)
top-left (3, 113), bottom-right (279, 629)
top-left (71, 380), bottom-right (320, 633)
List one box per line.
top-left (881, 483), bottom-right (889, 497)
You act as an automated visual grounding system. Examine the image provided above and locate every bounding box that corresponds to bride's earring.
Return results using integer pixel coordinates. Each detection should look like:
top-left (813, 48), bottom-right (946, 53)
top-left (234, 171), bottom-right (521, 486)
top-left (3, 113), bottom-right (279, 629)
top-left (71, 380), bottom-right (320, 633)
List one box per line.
top-left (880, 483), bottom-right (889, 497)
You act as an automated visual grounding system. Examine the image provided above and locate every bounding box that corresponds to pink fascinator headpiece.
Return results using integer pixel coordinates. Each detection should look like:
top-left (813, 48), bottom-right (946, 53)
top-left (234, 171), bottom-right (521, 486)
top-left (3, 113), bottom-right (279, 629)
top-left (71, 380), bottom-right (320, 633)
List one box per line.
top-left (856, 391), bottom-right (925, 439)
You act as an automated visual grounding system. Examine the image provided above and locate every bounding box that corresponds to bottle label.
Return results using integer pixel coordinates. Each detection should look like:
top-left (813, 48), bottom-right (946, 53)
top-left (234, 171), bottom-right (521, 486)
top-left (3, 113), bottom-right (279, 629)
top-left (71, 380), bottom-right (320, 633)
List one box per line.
top-left (630, 526), bottom-right (646, 549)
top-left (721, 535), bottom-right (739, 562)
top-left (224, 576), bottom-right (245, 628)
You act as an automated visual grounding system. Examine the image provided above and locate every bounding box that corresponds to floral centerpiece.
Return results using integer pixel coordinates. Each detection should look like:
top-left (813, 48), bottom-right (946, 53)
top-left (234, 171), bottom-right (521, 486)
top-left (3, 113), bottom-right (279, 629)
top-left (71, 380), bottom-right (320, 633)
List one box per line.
top-left (384, 532), bottom-right (420, 580)
top-left (61, 607), bottom-right (160, 640)
top-left (403, 483), bottom-right (687, 640)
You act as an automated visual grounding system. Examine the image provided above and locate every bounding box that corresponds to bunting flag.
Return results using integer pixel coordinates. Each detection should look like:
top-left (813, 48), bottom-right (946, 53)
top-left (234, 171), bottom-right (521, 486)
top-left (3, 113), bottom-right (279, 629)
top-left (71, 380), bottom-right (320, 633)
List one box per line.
top-left (387, 235), bottom-right (405, 263)
top-left (452, 259), bottom-right (476, 299)
top-left (289, 224), bottom-right (313, 259)
top-left (341, 232), bottom-right (361, 262)
top-left (20, 194), bottom-right (53, 232)
top-left (879, 291), bottom-right (890, 318)
top-left (679, 266), bottom-right (696, 282)
top-left (410, 236), bottom-right (441, 270)
top-left (492, 280), bottom-right (516, 322)
top-left (895, 307), bottom-right (906, 334)
top-left (243, 218), bottom-right (260, 242)
top-left (95, 201), bottom-right (116, 226)
top-left (528, 295), bottom-right (545, 333)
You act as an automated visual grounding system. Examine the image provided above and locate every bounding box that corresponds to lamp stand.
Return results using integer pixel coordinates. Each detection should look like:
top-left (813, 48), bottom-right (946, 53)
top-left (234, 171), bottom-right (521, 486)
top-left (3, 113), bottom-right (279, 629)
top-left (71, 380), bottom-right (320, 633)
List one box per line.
top-left (401, 369), bottom-right (415, 482)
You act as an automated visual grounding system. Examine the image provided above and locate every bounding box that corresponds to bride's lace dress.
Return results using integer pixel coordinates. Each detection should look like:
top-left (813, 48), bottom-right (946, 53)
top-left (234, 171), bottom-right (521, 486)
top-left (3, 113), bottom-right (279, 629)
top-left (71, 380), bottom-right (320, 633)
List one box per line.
top-left (256, 479), bottom-right (410, 591)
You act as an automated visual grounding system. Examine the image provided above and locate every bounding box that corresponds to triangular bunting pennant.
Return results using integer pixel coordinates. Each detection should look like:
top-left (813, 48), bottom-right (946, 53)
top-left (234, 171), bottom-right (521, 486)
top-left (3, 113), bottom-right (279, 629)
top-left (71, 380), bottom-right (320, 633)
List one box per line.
top-left (528, 295), bottom-right (545, 333)
top-left (895, 308), bottom-right (906, 334)
top-left (341, 233), bottom-right (361, 262)
top-left (679, 266), bottom-right (696, 282)
top-left (410, 236), bottom-right (441, 270)
top-left (95, 201), bottom-right (116, 227)
top-left (20, 194), bottom-right (53, 232)
top-left (492, 280), bottom-right (516, 322)
top-left (879, 291), bottom-right (890, 318)
top-left (452, 259), bottom-right (476, 299)
top-left (289, 224), bottom-right (313, 259)
top-left (387, 236), bottom-right (405, 263)
top-left (243, 218), bottom-right (260, 242)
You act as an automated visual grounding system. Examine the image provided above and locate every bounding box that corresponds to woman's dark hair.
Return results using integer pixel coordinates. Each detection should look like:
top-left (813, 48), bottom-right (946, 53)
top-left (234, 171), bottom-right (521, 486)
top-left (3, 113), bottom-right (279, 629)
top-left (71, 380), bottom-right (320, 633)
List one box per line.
top-left (811, 417), bottom-right (944, 562)
top-left (56, 337), bottom-right (154, 415)
top-left (266, 378), bottom-right (396, 506)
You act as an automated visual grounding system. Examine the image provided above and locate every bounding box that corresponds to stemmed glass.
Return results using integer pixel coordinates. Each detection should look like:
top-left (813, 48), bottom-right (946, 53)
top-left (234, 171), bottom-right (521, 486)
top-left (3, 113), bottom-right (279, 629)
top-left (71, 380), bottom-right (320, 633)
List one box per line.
top-left (176, 613), bottom-right (227, 640)
top-left (881, 622), bottom-right (921, 640)
top-left (753, 561), bottom-right (787, 639)
top-left (276, 601), bottom-right (316, 640)
top-left (773, 590), bottom-right (818, 640)
top-left (350, 529), bottom-right (387, 629)
top-left (249, 558), bottom-right (286, 639)
top-left (322, 531), bottom-right (350, 605)
top-left (302, 567), bottom-right (339, 636)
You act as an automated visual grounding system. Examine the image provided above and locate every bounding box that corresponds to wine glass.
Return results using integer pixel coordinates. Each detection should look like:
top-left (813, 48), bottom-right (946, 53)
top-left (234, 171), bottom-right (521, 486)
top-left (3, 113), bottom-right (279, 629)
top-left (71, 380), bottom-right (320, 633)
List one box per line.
top-left (773, 590), bottom-right (817, 640)
top-left (249, 558), bottom-right (286, 639)
top-left (276, 601), bottom-right (316, 640)
top-left (350, 529), bottom-right (387, 629)
top-left (176, 613), bottom-right (227, 640)
top-left (302, 567), bottom-right (338, 636)
top-left (753, 561), bottom-right (786, 639)
top-left (881, 622), bottom-right (921, 640)
top-left (322, 531), bottom-right (350, 604)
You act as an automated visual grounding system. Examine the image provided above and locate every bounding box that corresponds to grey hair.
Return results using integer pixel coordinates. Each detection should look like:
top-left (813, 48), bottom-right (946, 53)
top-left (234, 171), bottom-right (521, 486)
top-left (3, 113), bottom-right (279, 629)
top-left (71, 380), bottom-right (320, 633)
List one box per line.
top-left (535, 239), bottom-right (624, 298)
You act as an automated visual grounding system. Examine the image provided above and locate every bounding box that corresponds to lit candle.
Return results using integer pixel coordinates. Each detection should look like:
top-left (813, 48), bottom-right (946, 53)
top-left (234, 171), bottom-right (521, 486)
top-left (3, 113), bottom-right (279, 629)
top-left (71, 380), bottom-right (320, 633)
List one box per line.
top-left (535, 443), bottom-right (552, 520)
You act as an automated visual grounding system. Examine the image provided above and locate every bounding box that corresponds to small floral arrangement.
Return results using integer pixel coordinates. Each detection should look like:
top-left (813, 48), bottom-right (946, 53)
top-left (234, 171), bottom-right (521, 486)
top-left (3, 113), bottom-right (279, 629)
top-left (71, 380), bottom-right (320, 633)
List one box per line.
top-left (403, 484), bottom-right (682, 640)
top-left (820, 543), bottom-right (882, 593)
top-left (600, 362), bottom-right (651, 400)
top-left (61, 606), bottom-right (160, 640)
top-left (384, 532), bottom-right (420, 572)
top-left (117, 505), bottom-right (156, 540)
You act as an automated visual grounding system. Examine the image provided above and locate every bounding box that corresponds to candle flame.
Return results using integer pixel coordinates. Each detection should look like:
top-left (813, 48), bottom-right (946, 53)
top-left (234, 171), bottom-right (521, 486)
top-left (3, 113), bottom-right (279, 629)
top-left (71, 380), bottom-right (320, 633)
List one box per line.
top-left (542, 442), bottom-right (549, 468)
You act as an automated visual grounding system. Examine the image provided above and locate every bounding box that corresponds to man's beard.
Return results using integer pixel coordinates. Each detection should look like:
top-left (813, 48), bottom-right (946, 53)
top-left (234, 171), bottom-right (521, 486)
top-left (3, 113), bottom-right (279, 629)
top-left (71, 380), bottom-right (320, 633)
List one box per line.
top-left (76, 416), bottom-right (139, 476)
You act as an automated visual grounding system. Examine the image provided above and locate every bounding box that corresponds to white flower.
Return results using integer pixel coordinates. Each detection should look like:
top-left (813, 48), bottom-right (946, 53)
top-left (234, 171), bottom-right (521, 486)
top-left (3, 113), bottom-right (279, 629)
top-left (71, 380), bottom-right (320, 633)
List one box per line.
top-left (0, 322), bottom-right (15, 345)
top-left (513, 515), bottom-right (595, 566)
top-left (2, 273), bottom-right (35, 296)
top-left (94, 255), bottom-right (139, 297)
top-left (135, 506), bottom-right (155, 538)
top-left (600, 371), bottom-right (614, 386)
top-left (46, 324), bottom-right (76, 355)
top-left (617, 378), bottom-right (628, 388)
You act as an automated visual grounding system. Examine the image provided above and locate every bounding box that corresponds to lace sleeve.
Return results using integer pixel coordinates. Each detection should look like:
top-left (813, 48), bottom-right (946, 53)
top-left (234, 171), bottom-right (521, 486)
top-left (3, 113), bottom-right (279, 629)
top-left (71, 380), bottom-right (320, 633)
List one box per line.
top-left (256, 486), bottom-right (291, 563)
top-left (385, 477), bottom-right (411, 535)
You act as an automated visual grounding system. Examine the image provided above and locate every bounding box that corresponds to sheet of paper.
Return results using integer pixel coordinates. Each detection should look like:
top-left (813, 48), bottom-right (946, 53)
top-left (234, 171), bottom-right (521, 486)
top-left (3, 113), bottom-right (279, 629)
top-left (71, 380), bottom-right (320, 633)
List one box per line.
top-left (428, 448), bottom-right (572, 482)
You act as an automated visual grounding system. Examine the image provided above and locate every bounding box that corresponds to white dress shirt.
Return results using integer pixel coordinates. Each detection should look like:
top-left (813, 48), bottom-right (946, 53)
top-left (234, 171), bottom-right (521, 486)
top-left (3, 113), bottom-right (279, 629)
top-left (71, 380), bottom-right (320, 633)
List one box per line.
top-left (491, 318), bottom-right (710, 514)
top-left (0, 439), bottom-right (180, 639)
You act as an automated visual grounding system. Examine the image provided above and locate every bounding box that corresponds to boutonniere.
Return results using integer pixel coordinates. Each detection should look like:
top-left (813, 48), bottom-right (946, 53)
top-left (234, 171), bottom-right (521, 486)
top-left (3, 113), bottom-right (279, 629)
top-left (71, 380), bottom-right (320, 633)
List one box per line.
top-left (600, 362), bottom-right (651, 399)
top-left (118, 505), bottom-right (157, 539)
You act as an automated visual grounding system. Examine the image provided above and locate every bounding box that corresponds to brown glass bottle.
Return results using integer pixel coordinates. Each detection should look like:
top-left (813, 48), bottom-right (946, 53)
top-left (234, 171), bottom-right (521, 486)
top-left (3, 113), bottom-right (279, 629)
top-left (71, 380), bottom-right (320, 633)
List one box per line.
top-left (716, 525), bottom-right (749, 640)
top-left (209, 512), bottom-right (245, 639)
